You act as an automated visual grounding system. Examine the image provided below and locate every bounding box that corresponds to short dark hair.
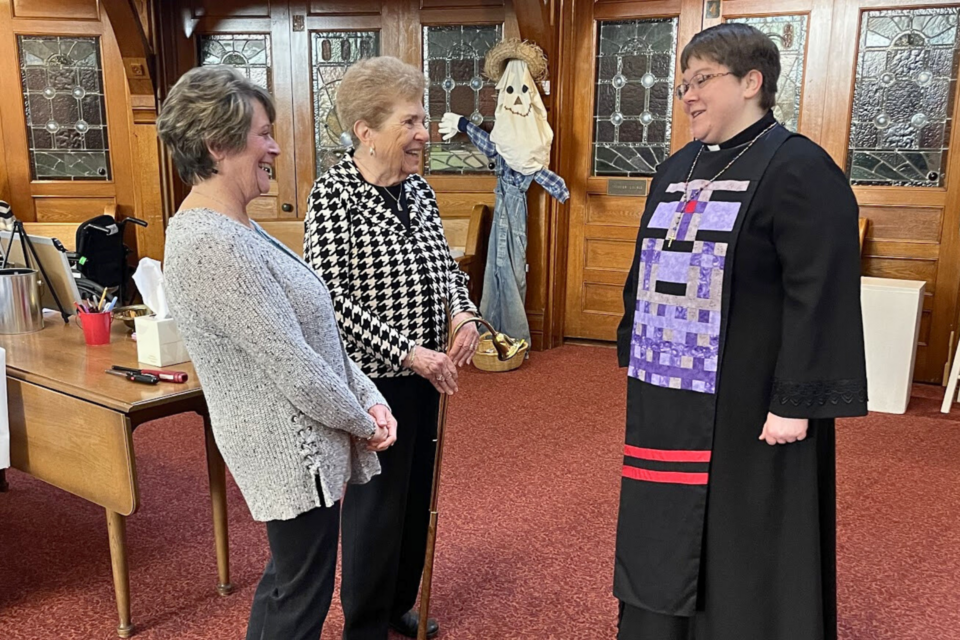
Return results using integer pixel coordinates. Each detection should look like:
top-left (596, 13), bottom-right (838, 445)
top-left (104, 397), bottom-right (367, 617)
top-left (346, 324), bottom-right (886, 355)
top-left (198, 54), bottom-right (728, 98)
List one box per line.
top-left (680, 23), bottom-right (780, 111)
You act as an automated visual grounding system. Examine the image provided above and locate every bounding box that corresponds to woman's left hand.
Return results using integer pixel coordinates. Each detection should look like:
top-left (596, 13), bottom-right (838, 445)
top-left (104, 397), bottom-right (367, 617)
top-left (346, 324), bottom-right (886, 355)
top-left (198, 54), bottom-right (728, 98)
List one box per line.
top-left (759, 413), bottom-right (808, 445)
top-left (366, 404), bottom-right (397, 451)
top-left (448, 312), bottom-right (480, 367)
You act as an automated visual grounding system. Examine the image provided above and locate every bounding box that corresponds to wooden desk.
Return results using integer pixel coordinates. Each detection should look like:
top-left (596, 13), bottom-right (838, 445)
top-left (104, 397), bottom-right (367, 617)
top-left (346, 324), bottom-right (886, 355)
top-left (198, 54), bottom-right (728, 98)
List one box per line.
top-left (0, 316), bottom-right (231, 637)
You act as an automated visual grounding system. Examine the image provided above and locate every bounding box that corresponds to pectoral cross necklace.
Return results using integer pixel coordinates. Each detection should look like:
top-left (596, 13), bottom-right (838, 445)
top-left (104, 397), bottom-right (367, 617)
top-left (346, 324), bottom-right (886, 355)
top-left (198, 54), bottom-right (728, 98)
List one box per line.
top-left (666, 121), bottom-right (778, 247)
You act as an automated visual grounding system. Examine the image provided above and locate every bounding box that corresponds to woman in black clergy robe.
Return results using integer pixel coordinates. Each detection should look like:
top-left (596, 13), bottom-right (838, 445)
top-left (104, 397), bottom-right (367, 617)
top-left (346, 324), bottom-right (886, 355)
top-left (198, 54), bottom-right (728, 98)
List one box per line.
top-left (615, 23), bottom-right (867, 640)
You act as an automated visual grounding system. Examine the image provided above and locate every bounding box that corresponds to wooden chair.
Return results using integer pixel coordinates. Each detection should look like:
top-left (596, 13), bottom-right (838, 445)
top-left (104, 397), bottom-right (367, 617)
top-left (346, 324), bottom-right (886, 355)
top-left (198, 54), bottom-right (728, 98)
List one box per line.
top-left (439, 203), bottom-right (492, 306)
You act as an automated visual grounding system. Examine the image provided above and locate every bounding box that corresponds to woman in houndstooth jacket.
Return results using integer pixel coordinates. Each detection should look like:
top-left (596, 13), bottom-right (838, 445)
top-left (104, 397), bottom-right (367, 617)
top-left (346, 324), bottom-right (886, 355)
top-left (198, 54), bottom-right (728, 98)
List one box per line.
top-left (304, 56), bottom-right (479, 640)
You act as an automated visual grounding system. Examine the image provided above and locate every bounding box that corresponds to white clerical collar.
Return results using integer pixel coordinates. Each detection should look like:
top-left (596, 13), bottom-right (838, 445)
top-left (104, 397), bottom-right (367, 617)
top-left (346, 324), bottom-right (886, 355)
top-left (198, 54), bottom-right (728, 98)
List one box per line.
top-left (706, 143), bottom-right (721, 152)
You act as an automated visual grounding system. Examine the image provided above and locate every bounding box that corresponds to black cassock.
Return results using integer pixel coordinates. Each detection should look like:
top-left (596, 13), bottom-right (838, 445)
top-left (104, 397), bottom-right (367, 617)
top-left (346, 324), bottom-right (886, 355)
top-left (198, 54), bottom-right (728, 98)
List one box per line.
top-left (615, 112), bottom-right (868, 640)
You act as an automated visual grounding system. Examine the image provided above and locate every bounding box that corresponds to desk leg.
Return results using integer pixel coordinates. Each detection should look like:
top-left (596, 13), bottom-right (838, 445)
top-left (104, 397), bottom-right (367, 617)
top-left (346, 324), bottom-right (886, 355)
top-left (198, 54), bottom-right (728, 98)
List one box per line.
top-left (203, 416), bottom-right (233, 596)
top-left (0, 469), bottom-right (8, 492)
top-left (106, 509), bottom-right (134, 638)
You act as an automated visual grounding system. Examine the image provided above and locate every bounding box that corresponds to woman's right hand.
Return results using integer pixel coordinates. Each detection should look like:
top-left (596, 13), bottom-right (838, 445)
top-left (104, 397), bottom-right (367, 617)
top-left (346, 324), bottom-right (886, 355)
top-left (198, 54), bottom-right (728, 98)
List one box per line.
top-left (406, 346), bottom-right (458, 395)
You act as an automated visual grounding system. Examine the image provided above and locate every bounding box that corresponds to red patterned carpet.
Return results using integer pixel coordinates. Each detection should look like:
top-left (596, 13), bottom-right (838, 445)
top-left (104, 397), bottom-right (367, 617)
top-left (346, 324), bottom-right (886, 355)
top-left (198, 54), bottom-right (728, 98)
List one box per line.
top-left (1, 345), bottom-right (959, 639)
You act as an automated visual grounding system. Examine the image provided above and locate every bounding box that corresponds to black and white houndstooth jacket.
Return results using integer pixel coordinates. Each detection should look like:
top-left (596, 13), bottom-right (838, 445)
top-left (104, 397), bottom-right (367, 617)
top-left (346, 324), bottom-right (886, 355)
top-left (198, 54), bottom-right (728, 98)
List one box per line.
top-left (304, 156), bottom-right (477, 379)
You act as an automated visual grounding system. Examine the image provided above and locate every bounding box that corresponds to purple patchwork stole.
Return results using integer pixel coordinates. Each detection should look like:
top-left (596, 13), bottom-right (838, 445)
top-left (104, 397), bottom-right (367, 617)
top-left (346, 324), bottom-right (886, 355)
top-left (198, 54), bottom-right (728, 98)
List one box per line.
top-left (627, 179), bottom-right (750, 394)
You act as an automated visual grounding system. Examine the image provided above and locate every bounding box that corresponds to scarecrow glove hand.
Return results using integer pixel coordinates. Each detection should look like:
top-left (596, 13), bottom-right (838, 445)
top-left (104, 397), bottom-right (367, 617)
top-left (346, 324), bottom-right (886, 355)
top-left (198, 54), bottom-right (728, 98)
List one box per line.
top-left (439, 112), bottom-right (463, 141)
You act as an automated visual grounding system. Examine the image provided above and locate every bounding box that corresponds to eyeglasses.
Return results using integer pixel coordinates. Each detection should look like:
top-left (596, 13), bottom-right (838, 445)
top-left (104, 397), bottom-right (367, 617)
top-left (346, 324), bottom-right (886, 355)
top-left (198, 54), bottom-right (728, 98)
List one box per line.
top-left (675, 72), bottom-right (734, 99)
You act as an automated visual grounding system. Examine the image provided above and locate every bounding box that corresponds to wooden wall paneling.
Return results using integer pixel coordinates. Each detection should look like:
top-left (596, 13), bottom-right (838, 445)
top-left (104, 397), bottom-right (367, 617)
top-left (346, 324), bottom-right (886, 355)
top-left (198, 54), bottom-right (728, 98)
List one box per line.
top-left (99, 7), bottom-right (139, 235)
top-left (418, 6), bottom-right (506, 25)
top-left (0, 104), bottom-right (7, 203)
top-left (545, 0), bottom-right (574, 348)
top-left (12, 0), bottom-right (99, 20)
top-left (421, 0), bottom-right (503, 7)
top-left (306, 1), bottom-right (382, 15)
top-left (102, 0), bottom-right (168, 259)
top-left (190, 0), bottom-right (272, 19)
top-left (34, 197), bottom-right (117, 222)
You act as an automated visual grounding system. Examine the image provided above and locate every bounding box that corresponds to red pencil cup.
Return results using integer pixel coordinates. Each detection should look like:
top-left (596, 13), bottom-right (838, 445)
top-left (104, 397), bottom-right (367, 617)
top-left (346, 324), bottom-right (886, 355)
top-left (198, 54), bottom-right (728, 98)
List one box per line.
top-left (78, 311), bottom-right (113, 346)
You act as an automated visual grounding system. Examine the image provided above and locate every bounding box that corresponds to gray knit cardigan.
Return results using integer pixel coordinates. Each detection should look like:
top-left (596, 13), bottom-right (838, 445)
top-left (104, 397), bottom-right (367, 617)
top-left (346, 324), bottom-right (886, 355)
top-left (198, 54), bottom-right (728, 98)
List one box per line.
top-left (164, 208), bottom-right (385, 521)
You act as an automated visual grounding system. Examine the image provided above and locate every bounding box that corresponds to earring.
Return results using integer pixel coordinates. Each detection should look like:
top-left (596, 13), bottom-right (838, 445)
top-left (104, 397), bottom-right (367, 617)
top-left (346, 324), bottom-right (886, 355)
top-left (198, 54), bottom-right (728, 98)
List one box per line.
top-left (369, 146), bottom-right (376, 157)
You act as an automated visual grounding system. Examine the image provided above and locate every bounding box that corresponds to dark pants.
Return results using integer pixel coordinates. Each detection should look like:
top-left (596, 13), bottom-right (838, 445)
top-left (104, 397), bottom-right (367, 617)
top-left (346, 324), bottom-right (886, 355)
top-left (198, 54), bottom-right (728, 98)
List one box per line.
top-left (245, 496), bottom-right (340, 640)
top-left (341, 376), bottom-right (440, 640)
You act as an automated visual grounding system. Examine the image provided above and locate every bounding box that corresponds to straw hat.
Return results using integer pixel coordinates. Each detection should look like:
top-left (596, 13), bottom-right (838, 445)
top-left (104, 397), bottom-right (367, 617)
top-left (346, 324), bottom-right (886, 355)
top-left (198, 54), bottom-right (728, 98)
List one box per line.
top-left (483, 39), bottom-right (548, 82)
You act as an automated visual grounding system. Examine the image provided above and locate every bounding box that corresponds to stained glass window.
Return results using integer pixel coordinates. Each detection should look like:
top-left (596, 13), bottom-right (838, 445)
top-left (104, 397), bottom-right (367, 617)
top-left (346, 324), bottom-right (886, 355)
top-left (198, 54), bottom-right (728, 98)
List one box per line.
top-left (593, 19), bottom-right (677, 177)
top-left (18, 36), bottom-right (110, 180)
top-left (729, 15), bottom-right (808, 132)
top-left (847, 8), bottom-right (960, 186)
top-left (311, 31), bottom-right (379, 176)
top-left (423, 25), bottom-right (502, 175)
top-left (199, 34), bottom-right (272, 91)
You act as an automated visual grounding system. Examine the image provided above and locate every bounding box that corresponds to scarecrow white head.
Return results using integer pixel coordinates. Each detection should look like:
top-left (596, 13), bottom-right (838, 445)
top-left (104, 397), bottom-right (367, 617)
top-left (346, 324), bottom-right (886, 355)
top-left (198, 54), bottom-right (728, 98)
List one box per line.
top-left (485, 40), bottom-right (554, 176)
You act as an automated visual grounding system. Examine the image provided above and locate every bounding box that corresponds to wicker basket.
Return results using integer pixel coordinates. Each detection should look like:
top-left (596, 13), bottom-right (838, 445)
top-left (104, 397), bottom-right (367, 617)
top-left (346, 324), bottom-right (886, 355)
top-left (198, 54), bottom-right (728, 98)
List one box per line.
top-left (472, 332), bottom-right (527, 372)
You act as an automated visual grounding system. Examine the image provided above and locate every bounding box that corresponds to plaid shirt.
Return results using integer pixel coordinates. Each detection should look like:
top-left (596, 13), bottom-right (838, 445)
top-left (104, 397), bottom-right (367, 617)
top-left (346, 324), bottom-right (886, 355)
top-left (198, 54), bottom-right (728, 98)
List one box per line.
top-left (460, 118), bottom-right (569, 203)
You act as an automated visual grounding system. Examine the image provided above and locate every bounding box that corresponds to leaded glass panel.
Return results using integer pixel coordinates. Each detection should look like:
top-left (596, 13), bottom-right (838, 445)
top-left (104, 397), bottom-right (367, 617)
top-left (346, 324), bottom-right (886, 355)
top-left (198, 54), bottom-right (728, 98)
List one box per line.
top-left (311, 31), bottom-right (380, 176)
top-left (199, 34), bottom-right (272, 91)
top-left (423, 25), bottom-right (502, 175)
top-left (593, 19), bottom-right (677, 176)
top-left (729, 15), bottom-right (808, 132)
top-left (847, 8), bottom-right (960, 186)
top-left (18, 36), bottom-right (110, 180)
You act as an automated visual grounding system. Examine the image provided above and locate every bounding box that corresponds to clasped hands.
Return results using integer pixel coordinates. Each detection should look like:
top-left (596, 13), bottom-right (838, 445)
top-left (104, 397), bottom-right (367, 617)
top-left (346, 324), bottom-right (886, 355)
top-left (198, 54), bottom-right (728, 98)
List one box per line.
top-left (366, 403), bottom-right (397, 452)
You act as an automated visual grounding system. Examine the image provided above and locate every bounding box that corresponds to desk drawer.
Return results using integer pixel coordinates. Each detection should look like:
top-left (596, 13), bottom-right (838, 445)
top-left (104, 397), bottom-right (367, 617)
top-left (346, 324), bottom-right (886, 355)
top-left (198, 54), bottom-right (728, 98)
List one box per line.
top-left (6, 378), bottom-right (137, 515)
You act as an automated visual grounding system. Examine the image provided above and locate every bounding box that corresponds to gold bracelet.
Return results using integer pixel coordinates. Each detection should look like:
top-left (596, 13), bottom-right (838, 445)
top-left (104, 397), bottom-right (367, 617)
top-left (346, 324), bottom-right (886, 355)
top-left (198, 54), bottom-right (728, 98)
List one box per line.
top-left (405, 344), bottom-right (417, 368)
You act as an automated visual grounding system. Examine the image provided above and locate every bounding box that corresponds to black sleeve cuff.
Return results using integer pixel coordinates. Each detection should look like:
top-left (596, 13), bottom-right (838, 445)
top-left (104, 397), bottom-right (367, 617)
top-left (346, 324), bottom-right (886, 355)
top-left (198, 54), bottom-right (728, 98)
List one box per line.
top-left (769, 377), bottom-right (868, 419)
top-left (457, 117), bottom-right (468, 133)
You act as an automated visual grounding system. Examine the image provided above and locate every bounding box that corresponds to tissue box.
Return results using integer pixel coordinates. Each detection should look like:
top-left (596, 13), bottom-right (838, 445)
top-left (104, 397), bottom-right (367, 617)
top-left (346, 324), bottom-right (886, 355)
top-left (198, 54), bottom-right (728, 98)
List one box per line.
top-left (134, 315), bottom-right (190, 367)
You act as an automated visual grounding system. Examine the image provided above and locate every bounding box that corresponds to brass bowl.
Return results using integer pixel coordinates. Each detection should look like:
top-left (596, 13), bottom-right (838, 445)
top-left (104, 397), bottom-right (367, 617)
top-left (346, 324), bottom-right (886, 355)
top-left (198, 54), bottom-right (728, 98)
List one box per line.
top-left (112, 304), bottom-right (152, 330)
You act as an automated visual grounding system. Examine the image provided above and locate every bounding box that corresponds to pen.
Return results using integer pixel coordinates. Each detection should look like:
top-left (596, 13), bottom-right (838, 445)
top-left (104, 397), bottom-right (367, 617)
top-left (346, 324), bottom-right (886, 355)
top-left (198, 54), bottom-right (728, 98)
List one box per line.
top-left (105, 369), bottom-right (159, 385)
top-left (97, 289), bottom-right (108, 311)
top-left (105, 297), bottom-right (118, 313)
top-left (111, 365), bottom-right (188, 383)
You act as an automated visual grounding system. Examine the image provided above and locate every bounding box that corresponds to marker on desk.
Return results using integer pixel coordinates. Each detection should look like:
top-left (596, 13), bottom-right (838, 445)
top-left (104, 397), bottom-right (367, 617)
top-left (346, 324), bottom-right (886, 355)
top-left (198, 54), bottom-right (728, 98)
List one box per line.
top-left (105, 369), bottom-right (159, 385)
top-left (104, 297), bottom-right (118, 313)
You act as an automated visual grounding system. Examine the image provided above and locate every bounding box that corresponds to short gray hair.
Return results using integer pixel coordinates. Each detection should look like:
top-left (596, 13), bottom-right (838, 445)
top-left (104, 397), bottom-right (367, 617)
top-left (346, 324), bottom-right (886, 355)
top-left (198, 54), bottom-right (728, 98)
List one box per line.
top-left (157, 66), bottom-right (276, 185)
top-left (337, 56), bottom-right (425, 147)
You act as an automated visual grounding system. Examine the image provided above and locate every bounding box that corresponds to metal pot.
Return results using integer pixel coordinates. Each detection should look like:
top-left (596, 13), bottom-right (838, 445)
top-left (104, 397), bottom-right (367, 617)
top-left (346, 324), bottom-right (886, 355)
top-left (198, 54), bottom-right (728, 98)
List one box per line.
top-left (0, 268), bottom-right (43, 334)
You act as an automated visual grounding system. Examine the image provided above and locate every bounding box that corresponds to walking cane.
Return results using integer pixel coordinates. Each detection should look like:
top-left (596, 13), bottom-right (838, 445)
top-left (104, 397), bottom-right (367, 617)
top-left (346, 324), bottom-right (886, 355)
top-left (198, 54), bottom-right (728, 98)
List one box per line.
top-left (417, 316), bottom-right (527, 640)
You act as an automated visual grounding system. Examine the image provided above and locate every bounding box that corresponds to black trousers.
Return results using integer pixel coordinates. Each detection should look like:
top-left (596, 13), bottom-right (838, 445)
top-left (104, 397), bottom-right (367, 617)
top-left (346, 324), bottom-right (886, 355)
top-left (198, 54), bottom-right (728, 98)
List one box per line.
top-left (245, 495), bottom-right (340, 640)
top-left (341, 375), bottom-right (440, 640)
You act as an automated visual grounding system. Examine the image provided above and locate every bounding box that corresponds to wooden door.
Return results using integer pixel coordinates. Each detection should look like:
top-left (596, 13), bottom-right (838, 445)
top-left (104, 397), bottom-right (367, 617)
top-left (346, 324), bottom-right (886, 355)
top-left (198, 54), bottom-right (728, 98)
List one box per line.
top-left (560, 0), bottom-right (703, 340)
top-left (706, 0), bottom-right (836, 142)
top-left (820, 0), bottom-right (960, 382)
top-left (0, 0), bottom-right (138, 226)
top-left (170, 0), bottom-right (298, 220)
top-left (288, 1), bottom-right (386, 213)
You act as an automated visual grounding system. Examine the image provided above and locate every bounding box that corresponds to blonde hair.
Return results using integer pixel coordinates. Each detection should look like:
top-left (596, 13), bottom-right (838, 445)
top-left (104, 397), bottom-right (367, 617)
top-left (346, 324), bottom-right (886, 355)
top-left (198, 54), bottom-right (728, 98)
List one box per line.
top-left (157, 66), bottom-right (276, 185)
top-left (336, 56), bottom-right (425, 147)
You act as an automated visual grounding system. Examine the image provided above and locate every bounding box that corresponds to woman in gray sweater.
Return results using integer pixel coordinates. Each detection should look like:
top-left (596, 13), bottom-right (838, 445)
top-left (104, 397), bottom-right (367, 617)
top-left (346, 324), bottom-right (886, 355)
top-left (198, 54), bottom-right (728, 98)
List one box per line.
top-left (157, 66), bottom-right (396, 640)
